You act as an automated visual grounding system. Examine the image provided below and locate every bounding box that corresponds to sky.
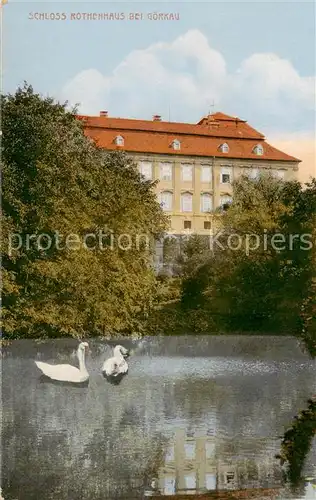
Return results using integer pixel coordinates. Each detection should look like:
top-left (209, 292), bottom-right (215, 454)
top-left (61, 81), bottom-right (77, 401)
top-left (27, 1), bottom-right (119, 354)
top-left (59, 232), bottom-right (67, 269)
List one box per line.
top-left (3, 1), bottom-right (316, 181)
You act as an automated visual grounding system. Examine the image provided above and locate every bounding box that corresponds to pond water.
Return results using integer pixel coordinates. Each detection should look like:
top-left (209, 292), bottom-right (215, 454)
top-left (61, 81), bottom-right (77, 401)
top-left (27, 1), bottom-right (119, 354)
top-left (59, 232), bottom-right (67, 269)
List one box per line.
top-left (1, 336), bottom-right (316, 500)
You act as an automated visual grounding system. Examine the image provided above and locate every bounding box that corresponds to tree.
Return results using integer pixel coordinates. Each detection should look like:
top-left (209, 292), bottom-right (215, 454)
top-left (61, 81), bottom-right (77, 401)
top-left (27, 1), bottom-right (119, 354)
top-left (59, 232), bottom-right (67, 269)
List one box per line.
top-left (181, 233), bottom-right (209, 261)
top-left (181, 174), bottom-right (316, 336)
top-left (1, 84), bottom-right (168, 338)
top-left (276, 397), bottom-right (316, 492)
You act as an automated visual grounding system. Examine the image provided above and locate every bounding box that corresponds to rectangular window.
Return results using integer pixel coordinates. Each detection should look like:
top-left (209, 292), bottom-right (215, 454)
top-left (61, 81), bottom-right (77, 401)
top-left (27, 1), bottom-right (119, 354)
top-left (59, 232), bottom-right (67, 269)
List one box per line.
top-left (184, 220), bottom-right (191, 230)
top-left (220, 195), bottom-right (232, 208)
top-left (273, 169), bottom-right (285, 180)
top-left (205, 474), bottom-right (216, 490)
top-left (225, 472), bottom-right (236, 485)
top-left (249, 168), bottom-right (259, 180)
top-left (204, 221), bottom-right (211, 230)
top-left (165, 444), bottom-right (174, 462)
top-left (184, 474), bottom-right (196, 490)
top-left (184, 441), bottom-right (196, 459)
top-left (201, 194), bottom-right (213, 213)
top-left (160, 191), bottom-right (173, 211)
top-left (139, 161), bottom-right (152, 180)
top-left (205, 441), bottom-right (215, 458)
top-left (164, 477), bottom-right (176, 495)
top-left (181, 193), bottom-right (193, 212)
top-left (222, 174), bottom-right (230, 183)
top-left (220, 167), bottom-right (232, 184)
top-left (160, 162), bottom-right (172, 181)
top-left (201, 165), bottom-right (212, 183)
top-left (181, 164), bottom-right (193, 182)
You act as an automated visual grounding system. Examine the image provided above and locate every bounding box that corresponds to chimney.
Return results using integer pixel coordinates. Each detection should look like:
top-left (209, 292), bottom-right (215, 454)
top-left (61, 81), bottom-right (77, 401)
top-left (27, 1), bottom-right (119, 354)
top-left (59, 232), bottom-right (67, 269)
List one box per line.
top-left (100, 110), bottom-right (108, 117)
top-left (153, 115), bottom-right (162, 121)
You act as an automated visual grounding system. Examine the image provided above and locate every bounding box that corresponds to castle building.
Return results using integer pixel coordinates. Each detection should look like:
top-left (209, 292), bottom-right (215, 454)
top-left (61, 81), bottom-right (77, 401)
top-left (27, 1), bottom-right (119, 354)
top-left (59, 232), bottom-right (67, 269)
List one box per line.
top-left (80, 111), bottom-right (300, 235)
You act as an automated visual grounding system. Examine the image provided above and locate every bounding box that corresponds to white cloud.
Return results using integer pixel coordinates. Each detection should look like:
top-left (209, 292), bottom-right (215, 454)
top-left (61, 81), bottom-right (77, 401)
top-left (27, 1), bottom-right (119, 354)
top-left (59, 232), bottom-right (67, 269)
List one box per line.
top-left (62, 69), bottom-right (110, 112)
top-left (59, 29), bottom-right (315, 132)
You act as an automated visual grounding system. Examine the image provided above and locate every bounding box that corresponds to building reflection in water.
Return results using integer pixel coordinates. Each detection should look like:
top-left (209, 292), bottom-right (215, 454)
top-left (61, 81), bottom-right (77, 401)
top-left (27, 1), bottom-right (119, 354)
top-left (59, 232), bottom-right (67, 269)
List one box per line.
top-left (3, 338), bottom-right (315, 500)
top-left (156, 425), bottom-right (283, 495)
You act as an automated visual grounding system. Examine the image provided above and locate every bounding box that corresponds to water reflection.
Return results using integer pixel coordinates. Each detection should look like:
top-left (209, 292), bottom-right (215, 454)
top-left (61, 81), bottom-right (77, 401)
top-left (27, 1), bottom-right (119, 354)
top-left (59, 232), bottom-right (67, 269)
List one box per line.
top-left (154, 427), bottom-right (287, 496)
top-left (277, 397), bottom-right (316, 496)
top-left (1, 337), bottom-right (315, 499)
top-left (38, 374), bottom-right (90, 388)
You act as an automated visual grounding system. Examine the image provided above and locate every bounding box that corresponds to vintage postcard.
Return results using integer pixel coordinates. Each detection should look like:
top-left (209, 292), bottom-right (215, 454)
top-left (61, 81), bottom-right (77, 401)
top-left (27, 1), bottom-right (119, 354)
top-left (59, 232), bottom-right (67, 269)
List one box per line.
top-left (1, 0), bottom-right (316, 499)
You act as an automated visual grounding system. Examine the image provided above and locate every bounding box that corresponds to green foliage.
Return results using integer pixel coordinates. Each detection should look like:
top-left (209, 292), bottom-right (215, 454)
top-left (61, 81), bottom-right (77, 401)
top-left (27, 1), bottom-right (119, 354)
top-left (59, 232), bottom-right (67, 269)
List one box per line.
top-left (182, 233), bottom-right (209, 260)
top-left (180, 175), bottom-right (316, 342)
top-left (158, 234), bottom-right (211, 279)
top-left (2, 83), bottom-right (168, 338)
top-left (154, 277), bottom-right (182, 304)
top-left (145, 301), bottom-right (218, 336)
top-left (277, 397), bottom-right (316, 490)
top-left (162, 236), bottom-right (179, 265)
top-left (300, 279), bottom-right (316, 357)
top-left (179, 234), bottom-right (210, 278)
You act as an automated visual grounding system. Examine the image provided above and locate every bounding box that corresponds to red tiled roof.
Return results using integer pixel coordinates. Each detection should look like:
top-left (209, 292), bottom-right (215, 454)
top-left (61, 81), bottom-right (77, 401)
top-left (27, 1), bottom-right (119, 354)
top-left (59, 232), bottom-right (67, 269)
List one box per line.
top-left (197, 111), bottom-right (247, 124)
top-left (78, 113), bottom-right (264, 139)
top-left (213, 112), bottom-right (245, 121)
top-left (78, 113), bottom-right (300, 162)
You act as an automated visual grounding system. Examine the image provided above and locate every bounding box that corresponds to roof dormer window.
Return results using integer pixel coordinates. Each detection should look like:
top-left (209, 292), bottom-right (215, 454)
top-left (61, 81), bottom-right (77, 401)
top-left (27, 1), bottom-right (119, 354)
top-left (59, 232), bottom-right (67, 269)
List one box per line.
top-left (219, 143), bottom-right (229, 153)
top-left (172, 139), bottom-right (181, 150)
top-left (114, 135), bottom-right (124, 146)
top-left (253, 144), bottom-right (264, 156)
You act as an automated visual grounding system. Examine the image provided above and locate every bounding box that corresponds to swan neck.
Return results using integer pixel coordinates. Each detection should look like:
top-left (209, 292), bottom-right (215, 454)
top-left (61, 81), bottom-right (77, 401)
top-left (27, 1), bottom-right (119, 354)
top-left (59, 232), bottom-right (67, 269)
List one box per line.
top-left (114, 347), bottom-right (124, 360)
top-left (77, 348), bottom-right (87, 372)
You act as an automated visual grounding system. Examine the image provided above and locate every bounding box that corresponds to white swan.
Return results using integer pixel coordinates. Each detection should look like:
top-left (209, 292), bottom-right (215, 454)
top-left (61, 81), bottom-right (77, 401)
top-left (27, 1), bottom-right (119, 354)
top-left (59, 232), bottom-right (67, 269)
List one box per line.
top-left (102, 345), bottom-right (129, 377)
top-left (35, 342), bottom-right (89, 383)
